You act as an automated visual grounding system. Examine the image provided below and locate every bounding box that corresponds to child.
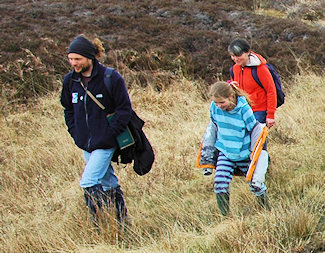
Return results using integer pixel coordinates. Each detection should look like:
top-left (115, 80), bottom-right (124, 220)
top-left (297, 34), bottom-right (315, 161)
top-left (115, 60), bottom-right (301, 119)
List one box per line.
top-left (208, 81), bottom-right (270, 216)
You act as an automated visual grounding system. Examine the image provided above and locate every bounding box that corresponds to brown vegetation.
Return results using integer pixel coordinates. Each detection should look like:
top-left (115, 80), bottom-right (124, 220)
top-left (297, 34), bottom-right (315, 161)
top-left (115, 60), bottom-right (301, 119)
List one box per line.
top-left (0, 1), bottom-right (324, 252)
top-left (0, 0), bottom-right (324, 111)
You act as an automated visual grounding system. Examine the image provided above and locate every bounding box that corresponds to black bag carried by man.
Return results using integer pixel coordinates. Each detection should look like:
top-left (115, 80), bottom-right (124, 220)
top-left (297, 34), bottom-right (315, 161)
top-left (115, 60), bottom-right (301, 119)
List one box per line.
top-left (127, 110), bottom-right (155, 176)
top-left (104, 67), bottom-right (154, 175)
top-left (111, 104), bottom-right (154, 176)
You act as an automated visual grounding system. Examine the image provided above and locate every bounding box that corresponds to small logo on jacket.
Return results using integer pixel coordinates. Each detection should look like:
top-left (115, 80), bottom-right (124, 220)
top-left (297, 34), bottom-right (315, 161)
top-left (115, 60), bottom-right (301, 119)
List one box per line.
top-left (72, 93), bottom-right (78, 103)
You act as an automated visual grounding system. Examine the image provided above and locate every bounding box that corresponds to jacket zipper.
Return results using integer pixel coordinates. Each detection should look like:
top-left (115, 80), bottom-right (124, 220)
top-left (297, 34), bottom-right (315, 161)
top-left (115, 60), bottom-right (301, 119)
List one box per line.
top-left (80, 80), bottom-right (92, 150)
top-left (241, 67), bottom-right (244, 90)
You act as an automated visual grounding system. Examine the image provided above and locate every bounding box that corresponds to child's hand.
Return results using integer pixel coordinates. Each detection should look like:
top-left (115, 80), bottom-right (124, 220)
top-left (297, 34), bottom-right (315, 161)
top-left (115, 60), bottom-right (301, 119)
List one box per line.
top-left (227, 80), bottom-right (239, 87)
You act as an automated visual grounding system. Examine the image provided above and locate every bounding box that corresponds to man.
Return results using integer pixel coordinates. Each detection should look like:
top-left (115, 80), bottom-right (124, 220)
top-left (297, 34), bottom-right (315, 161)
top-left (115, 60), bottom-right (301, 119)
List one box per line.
top-left (60, 35), bottom-right (132, 228)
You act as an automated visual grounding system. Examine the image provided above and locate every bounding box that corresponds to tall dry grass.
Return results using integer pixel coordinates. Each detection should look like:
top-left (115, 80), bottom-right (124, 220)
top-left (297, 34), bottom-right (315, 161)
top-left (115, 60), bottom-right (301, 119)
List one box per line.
top-left (0, 71), bottom-right (324, 252)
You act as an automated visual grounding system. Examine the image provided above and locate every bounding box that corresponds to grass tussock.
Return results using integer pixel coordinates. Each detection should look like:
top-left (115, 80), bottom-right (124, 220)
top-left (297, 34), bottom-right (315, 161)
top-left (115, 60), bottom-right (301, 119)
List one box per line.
top-left (0, 71), bottom-right (324, 252)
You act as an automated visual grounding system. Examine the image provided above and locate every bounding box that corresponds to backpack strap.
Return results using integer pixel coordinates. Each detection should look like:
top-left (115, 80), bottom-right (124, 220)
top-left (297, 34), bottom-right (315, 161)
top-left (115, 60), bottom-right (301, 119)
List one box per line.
top-left (103, 67), bottom-right (115, 97)
top-left (67, 71), bottom-right (74, 94)
top-left (251, 66), bottom-right (265, 90)
top-left (229, 66), bottom-right (264, 89)
top-left (229, 66), bottom-right (234, 80)
top-left (230, 65), bottom-right (265, 91)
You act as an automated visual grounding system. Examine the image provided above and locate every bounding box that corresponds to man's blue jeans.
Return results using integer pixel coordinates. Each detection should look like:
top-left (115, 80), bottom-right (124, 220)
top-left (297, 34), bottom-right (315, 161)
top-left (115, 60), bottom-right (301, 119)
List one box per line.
top-left (80, 148), bottom-right (119, 191)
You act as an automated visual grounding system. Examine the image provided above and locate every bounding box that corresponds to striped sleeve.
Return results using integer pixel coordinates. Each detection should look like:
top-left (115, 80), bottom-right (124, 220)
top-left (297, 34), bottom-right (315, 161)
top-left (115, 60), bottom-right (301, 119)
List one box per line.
top-left (242, 103), bottom-right (256, 132)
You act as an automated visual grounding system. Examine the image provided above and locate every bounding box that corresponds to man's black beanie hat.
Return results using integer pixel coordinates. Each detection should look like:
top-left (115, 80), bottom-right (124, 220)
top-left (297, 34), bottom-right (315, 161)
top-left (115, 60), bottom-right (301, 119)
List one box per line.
top-left (68, 35), bottom-right (97, 59)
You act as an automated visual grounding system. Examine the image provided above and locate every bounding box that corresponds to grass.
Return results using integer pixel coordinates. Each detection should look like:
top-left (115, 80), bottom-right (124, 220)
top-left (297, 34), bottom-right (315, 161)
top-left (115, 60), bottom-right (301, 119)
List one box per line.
top-left (0, 70), bottom-right (324, 252)
top-left (0, 1), bottom-right (324, 252)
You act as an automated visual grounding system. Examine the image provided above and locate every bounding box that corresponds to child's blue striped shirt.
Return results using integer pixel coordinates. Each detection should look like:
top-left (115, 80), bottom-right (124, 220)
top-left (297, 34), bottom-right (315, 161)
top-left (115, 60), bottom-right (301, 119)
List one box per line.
top-left (210, 96), bottom-right (256, 161)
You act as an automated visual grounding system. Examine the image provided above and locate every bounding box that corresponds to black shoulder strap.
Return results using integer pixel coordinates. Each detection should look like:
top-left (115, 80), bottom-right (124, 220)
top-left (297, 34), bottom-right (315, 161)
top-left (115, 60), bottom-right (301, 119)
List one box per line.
top-left (229, 66), bottom-right (234, 79)
top-left (103, 67), bottom-right (115, 96)
top-left (67, 71), bottom-right (74, 94)
top-left (251, 66), bottom-right (265, 90)
top-left (229, 65), bottom-right (263, 90)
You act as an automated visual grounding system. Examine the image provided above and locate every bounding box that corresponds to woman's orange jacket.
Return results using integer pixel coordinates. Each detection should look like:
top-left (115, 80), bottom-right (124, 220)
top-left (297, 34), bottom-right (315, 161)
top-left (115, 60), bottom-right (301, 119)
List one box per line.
top-left (230, 52), bottom-right (277, 119)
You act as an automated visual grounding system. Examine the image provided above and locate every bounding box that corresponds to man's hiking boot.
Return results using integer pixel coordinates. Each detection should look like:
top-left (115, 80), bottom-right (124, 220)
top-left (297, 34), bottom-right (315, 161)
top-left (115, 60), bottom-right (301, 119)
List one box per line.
top-left (216, 193), bottom-right (230, 216)
top-left (105, 186), bottom-right (128, 224)
top-left (84, 185), bottom-right (129, 233)
top-left (83, 184), bottom-right (107, 233)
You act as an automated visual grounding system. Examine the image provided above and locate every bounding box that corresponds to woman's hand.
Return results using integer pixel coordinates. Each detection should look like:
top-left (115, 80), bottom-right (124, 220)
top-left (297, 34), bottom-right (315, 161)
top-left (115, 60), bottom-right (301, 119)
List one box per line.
top-left (266, 118), bottom-right (275, 128)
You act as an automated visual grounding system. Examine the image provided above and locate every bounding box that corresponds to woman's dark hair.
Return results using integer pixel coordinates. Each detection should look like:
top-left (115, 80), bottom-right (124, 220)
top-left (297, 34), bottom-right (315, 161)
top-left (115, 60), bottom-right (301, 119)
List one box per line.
top-left (228, 38), bottom-right (251, 56)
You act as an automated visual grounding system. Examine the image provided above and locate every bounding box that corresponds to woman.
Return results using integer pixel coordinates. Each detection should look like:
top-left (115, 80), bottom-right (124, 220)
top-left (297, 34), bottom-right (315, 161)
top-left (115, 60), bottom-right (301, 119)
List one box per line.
top-left (228, 38), bottom-right (277, 128)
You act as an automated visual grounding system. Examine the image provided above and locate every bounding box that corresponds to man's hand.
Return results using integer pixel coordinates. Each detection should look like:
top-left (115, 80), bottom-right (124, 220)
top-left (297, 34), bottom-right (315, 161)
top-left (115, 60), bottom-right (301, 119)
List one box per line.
top-left (266, 118), bottom-right (275, 128)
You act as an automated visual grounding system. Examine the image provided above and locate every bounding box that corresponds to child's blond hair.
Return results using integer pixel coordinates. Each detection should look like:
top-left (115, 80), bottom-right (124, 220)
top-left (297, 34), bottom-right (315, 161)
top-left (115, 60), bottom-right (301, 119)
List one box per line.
top-left (208, 81), bottom-right (252, 106)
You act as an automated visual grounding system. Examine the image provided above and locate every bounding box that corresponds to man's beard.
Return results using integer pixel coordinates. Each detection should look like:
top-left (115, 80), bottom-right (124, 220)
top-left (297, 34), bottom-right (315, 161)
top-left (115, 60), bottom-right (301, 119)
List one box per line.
top-left (76, 64), bottom-right (91, 74)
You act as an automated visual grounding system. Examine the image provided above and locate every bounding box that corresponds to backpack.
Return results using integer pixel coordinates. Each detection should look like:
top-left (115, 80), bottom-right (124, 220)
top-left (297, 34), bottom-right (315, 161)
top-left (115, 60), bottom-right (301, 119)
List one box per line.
top-left (104, 67), bottom-right (155, 176)
top-left (230, 63), bottom-right (285, 107)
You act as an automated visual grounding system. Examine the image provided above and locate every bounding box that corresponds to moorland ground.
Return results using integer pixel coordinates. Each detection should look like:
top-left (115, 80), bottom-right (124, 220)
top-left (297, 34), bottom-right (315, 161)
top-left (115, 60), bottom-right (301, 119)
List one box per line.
top-left (0, 0), bottom-right (324, 252)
